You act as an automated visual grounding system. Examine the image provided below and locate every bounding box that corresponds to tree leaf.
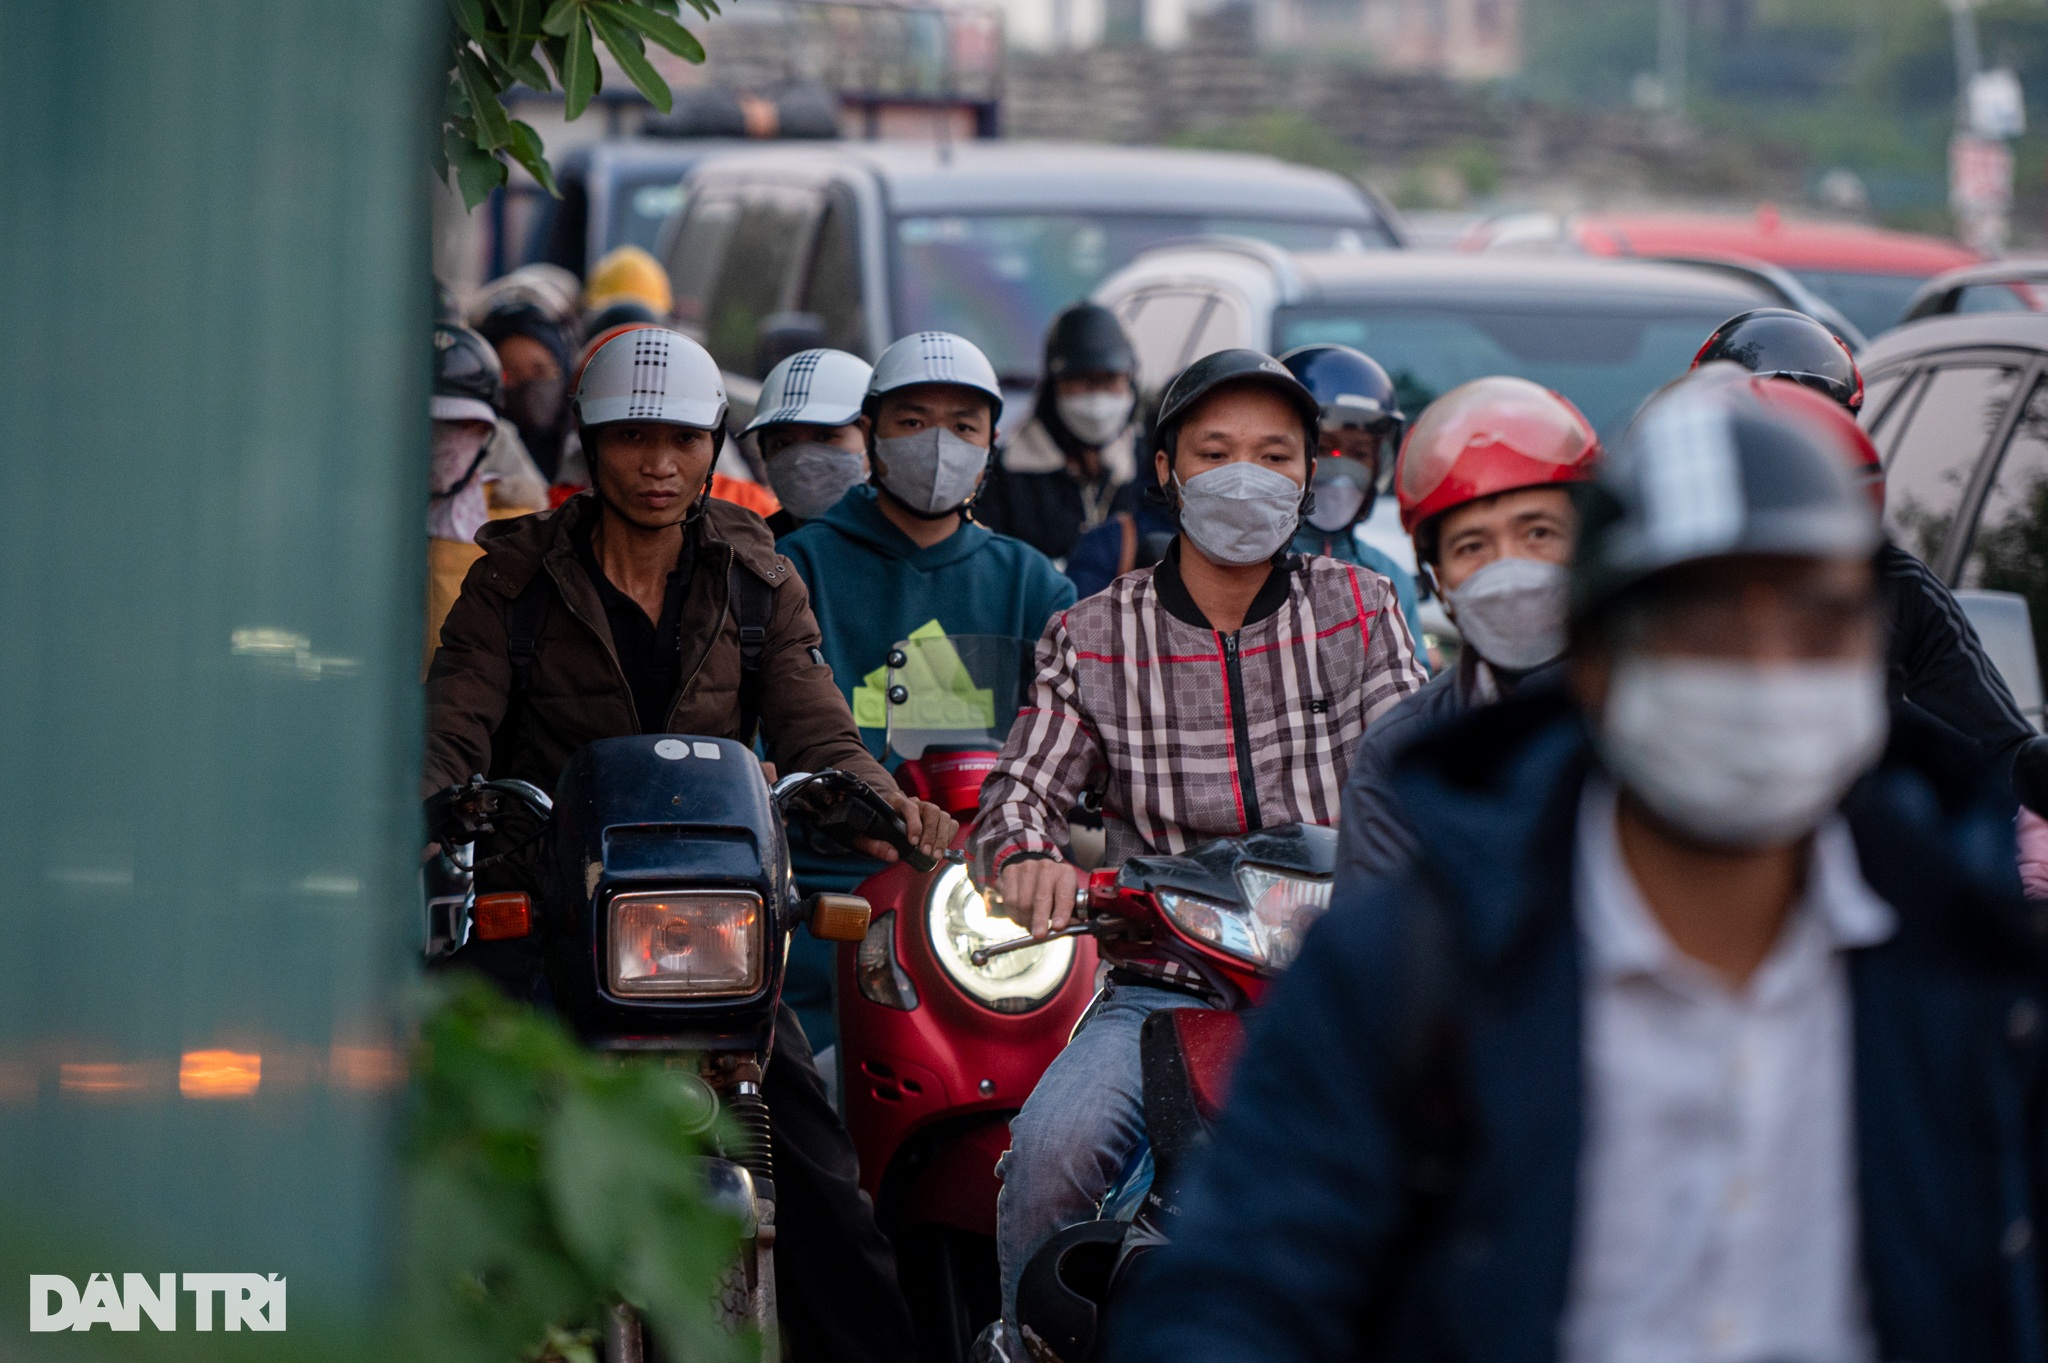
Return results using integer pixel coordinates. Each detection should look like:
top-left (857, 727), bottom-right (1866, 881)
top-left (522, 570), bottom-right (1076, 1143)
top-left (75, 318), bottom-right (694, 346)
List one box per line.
top-left (588, 7), bottom-right (674, 111)
top-left (508, 121), bottom-right (562, 198)
top-left (562, 14), bottom-right (599, 119)
top-left (447, 0), bottom-right (494, 48)
top-left (597, 1), bottom-right (704, 63)
top-left (678, 0), bottom-right (721, 24)
top-left (444, 127), bottom-right (510, 210)
top-left (457, 48), bottom-right (516, 150)
top-left (540, 0), bottom-right (582, 37)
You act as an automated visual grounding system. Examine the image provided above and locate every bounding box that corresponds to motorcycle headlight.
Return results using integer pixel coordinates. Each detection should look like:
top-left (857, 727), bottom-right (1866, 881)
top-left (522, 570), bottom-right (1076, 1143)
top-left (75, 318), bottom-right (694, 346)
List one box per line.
top-left (926, 862), bottom-right (1075, 1013)
top-left (607, 890), bottom-right (765, 998)
top-left (1159, 868), bottom-right (1331, 971)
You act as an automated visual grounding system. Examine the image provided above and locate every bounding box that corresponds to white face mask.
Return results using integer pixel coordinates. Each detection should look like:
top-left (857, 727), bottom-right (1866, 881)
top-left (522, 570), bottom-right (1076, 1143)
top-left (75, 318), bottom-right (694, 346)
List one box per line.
top-left (764, 440), bottom-right (866, 522)
top-left (1305, 478), bottom-right (1368, 533)
top-left (1176, 462), bottom-right (1304, 567)
top-left (874, 426), bottom-right (988, 516)
top-left (1597, 656), bottom-right (1889, 849)
top-left (1057, 390), bottom-right (1135, 447)
top-left (1445, 556), bottom-right (1570, 673)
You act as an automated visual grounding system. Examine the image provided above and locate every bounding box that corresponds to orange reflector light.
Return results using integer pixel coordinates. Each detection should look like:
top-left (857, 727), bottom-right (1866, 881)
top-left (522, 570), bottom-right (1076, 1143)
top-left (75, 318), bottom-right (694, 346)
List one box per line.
top-left (179, 1050), bottom-right (261, 1099)
top-left (809, 893), bottom-right (873, 943)
top-left (474, 892), bottom-right (532, 940)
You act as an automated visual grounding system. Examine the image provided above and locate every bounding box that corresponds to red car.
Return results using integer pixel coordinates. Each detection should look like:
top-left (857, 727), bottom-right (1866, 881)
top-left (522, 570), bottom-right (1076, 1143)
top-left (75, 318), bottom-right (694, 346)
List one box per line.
top-left (1465, 206), bottom-right (1980, 341)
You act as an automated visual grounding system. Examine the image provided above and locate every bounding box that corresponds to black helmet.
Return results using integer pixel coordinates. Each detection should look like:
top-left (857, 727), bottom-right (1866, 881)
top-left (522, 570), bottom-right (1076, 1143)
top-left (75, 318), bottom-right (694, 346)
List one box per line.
top-left (1278, 344), bottom-right (1406, 444)
top-left (1155, 348), bottom-right (1321, 456)
top-left (432, 323), bottom-right (503, 424)
top-left (582, 297), bottom-right (661, 345)
top-left (1691, 308), bottom-right (1864, 413)
top-left (1044, 302), bottom-right (1135, 380)
top-left (1573, 381), bottom-right (1881, 624)
top-left (1014, 1219), bottom-right (1130, 1363)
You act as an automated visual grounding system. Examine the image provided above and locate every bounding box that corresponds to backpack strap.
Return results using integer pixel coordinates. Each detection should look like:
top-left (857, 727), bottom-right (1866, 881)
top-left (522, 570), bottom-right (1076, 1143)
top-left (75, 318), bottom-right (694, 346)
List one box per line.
top-left (729, 560), bottom-right (776, 747)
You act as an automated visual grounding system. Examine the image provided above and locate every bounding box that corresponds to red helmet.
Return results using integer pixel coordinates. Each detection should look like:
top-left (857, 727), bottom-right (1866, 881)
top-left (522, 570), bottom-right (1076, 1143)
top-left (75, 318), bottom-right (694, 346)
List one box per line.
top-left (1395, 376), bottom-right (1601, 542)
top-left (1736, 372), bottom-right (1886, 513)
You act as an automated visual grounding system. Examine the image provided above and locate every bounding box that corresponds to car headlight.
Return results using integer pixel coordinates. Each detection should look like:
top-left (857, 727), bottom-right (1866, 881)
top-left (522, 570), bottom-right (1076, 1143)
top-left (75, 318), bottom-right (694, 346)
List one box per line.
top-left (608, 890), bottom-right (765, 998)
top-left (926, 862), bottom-right (1075, 1013)
top-left (1159, 868), bottom-right (1331, 971)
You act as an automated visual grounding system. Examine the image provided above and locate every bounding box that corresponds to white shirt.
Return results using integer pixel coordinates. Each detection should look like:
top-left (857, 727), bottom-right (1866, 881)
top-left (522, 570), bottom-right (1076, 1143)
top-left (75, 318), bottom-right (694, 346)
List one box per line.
top-left (1561, 778), bottom-right (1897, 1363)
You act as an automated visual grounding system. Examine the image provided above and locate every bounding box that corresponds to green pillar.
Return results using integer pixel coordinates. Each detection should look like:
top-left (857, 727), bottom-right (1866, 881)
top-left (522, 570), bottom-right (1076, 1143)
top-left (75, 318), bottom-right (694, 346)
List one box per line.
top-left (0, 1), bottom-right (436, 1349)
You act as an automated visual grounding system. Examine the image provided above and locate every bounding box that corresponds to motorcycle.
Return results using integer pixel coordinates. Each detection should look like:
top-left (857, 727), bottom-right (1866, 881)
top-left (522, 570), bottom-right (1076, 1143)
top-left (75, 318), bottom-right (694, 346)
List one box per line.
top-left (1002, 822), bottom-right (1338, 1363)
top-left (834, 634), bottom-right (1103, 1362)
top-left (424, 735), bottom-right (933, 1361)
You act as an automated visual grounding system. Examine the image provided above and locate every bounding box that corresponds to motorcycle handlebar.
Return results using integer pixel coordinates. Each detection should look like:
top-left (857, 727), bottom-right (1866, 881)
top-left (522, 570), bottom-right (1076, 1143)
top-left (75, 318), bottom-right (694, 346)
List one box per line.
top-left (424, 775), bottom-right (555, 846)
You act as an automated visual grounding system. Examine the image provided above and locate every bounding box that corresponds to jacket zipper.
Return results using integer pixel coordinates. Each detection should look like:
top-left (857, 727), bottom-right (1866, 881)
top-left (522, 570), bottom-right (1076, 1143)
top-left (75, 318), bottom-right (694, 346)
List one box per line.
top-left (1222, 629), bottom-right (1262, 831)
top-left (545, 554), bottom-right (641, 724)
top-left (668, 543), bottom-right (733, 730)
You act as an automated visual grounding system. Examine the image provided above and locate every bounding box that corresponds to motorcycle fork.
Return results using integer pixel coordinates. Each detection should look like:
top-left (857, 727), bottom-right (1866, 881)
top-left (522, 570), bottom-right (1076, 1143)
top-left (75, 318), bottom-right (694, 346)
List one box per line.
top-left (703, 1052), bottom-right (780, 1351)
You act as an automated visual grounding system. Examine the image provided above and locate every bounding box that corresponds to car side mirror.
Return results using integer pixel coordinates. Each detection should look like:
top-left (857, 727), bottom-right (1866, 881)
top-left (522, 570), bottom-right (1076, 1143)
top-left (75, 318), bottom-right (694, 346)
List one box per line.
top-left (805, 892), bottom-right (873, 943)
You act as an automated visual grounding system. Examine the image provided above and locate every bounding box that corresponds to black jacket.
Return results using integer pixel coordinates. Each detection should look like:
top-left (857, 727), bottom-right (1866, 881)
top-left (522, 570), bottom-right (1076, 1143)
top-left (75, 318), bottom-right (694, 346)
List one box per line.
top-left (1883, 539), bottom-right (2035, 790)
top-left (1108, 691), bottom-right (2046, 1363)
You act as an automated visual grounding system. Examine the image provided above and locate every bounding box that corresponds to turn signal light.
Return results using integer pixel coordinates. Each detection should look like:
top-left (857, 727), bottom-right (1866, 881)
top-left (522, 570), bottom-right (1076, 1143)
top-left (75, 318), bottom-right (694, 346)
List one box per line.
top-left (474, 892), bottom-right (532, 940)
top-left (808, 893), bottom-right (873, 943)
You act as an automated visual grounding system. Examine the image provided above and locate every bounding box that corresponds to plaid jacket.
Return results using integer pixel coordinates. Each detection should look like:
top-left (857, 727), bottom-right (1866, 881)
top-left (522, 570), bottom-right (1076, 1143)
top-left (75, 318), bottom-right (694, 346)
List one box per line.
top-left (969, 549), bottom-right (1426, 984)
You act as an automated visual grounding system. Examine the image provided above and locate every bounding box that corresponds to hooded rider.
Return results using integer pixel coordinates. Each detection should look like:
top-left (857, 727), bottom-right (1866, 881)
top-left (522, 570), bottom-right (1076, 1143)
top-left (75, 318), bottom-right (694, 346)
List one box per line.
top-left (1278, 344), bottom-right (1429, 654)
top-left (744, 348), bottom-right (875, 539)
top-left (976, 303), bottom-right (1144, 563)
top-left (426, 323), bottom-right (519, 664)
top-left (1339, 376), bottom-right (1601, 880)
top-left (967, 349), bottom-right (1427, 1357)
top-left (425, 323), bottom-right (952, 1363)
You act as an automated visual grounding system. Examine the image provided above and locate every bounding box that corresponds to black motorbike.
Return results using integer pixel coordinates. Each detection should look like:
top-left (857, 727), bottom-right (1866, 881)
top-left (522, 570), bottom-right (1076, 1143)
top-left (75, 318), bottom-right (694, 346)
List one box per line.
top-left (424, 734), bottom-right (934, 1360)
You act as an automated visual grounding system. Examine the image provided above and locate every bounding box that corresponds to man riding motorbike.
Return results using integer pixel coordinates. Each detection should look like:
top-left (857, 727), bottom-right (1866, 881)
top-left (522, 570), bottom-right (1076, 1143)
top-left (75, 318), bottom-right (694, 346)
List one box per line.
top-left (977, 303), bottom-right (1144, 563)
top-left (1695, 307), bottom-right (2044, 802)
top-left (1340, 377), bottom-right (1602, 880)
top-left (423, 322), bottom-right (954, 1363)
top-left (1277, 344), bottom-right (1428, 652)
top-left (966, 348), bottom-right (1429, 1356)
top-left (744, 347), bottom-right (874, 539)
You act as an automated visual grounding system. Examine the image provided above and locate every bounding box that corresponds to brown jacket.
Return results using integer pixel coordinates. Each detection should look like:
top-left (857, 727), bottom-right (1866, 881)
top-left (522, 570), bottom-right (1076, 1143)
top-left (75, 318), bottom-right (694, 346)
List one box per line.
top-left (424, 494), bottom-right (896, 805)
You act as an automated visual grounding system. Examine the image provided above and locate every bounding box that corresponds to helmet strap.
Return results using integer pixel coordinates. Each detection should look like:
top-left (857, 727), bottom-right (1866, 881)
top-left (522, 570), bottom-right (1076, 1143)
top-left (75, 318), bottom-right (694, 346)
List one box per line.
top-left (429, 446), bottom-right (492, 503)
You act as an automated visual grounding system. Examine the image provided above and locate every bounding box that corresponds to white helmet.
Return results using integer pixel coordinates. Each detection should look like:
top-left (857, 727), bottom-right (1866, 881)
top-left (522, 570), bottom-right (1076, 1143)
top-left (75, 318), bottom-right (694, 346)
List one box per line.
top-left (744, 348), bottom-right (875, 435)
top-left (865, 331), bottom-right (1004, 422)
top-left (573, 325), bottom-right (728, 432)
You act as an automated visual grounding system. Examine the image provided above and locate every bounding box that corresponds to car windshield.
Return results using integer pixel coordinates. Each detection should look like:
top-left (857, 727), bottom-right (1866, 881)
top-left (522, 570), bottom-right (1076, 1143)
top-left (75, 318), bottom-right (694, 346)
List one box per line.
top-left (608, 173), bottom-right (689, 256)
top-left (1786, 270), bottom-right (1928, 339)
top-left (1272, 302), bottom-right (1739, 439)
top-left (895, 213), bottom-right (1389, 381)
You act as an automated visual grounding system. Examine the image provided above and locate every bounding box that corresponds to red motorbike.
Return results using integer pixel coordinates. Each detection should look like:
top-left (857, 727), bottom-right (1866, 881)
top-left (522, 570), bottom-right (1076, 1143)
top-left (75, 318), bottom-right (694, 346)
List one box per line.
top-left (1001, 822), bottom-right (1337, 1363)
top-left (835, 634), bottom-right (1102, 1362)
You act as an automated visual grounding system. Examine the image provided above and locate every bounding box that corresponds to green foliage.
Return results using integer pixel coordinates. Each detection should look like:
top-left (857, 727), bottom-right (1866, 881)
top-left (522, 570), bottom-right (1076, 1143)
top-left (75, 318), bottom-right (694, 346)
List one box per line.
top-left (439, 0), bottom-right (718, 209)
top-left (404, 977), bottom-right (748, 1363)
top-left (1169, 110), bottom-right (1362, 176)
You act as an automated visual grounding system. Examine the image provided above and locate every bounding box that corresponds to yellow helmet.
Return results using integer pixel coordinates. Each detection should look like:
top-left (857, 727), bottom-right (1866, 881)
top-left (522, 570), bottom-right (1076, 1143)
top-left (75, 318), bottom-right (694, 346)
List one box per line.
top-left (584, 245), bottom-right (673, 316)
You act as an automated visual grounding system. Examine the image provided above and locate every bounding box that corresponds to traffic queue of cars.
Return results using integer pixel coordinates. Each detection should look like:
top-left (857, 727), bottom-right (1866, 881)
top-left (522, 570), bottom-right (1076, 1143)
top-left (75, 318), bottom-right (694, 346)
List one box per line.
top-left (500, 132), bottom-right (2048, 740)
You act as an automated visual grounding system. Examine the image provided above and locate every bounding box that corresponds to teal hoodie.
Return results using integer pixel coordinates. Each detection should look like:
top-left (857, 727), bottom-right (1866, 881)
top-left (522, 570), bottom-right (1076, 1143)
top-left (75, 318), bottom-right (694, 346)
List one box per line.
top-left (779, 484), bottom-right (1077, 757)
top-left (776, 485), bottom-right (1076, 1047)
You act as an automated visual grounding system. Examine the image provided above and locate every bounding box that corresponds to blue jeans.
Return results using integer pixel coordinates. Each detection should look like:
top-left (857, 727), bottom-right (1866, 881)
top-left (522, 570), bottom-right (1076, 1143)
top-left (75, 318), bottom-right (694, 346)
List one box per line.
top-left (996, 981), bottom-right (1214, 1324)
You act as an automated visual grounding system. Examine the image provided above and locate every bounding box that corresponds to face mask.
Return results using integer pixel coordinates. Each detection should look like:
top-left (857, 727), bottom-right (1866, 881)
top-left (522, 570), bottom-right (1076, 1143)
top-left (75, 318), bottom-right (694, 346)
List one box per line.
top-left (1057, 391), bottom-right (1135, 447)
top-left (1306, 477), bottom-right (1368, 533)
top-left (503, 376), bottom-right (566, 437)
top-left (765, 441), bottom-right (867, 522)
top-left (428, 421), bottom-right (495, 543)
top-left (1597, 656), bottom-right (1888, 849)
top-left (1176, 462), bottom-right (1303, 567)
top-left (1445, 556), bottom-right (1570, 672)
top-left (874, 427), bottom-right (989, 517)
